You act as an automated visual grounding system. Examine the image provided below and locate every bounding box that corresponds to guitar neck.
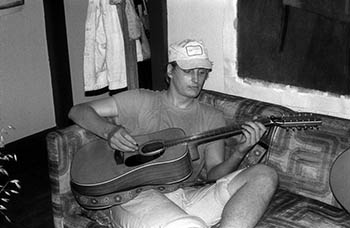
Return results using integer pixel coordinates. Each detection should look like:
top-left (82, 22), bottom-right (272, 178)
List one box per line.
top-left (165, 119), bottom-right (273, 147)
top-left (163, 113), bottom-right (321, 148)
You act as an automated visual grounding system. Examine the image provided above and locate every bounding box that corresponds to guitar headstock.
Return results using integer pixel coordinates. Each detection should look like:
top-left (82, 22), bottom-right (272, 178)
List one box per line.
top-left (269, 113), bottom-right (322, 130)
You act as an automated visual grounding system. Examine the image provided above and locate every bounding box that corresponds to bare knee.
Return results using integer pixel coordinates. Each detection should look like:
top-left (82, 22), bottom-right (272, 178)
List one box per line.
top-left (225, 164), bottom-right (278, 199)
top-left (247, 164), bottom-right (278, 191)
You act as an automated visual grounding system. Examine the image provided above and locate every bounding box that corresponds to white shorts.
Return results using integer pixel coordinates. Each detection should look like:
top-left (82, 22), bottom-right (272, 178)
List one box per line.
top-left (105, 169), bottom-right (243, 228)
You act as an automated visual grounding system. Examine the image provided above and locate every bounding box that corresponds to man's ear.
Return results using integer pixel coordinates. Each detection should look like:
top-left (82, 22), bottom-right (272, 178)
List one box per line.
top-left (167, 64), bottom-right (174, 79)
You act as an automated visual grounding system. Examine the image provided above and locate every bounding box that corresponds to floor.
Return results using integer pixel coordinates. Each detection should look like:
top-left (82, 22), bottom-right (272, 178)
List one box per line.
top-left (0, 130), bottom-right (54, 228)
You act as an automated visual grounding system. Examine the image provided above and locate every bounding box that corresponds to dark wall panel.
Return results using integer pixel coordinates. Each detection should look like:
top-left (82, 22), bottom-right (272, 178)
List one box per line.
top-left (237, 0), bottom-right (350, 95)
top-left (43, 0), bottom-right (73, 127)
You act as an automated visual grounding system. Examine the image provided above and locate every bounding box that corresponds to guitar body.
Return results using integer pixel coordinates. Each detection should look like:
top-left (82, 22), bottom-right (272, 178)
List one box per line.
top-left (71, 128), bottom-right (193, 197)
top-left (330, 147), bottom-right (350, 213)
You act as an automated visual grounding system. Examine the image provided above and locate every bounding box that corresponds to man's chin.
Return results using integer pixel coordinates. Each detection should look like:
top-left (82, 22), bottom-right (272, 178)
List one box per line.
top-left (186, 88), bottom-right (201, 97)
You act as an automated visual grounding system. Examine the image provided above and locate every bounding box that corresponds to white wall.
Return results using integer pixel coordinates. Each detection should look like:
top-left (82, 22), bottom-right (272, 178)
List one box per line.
top-left (64, 0), bottom-right (108, 105)
top-left (0, 0), bottom-right (55, 143)
top-left (167, 0), bottom-right (226, 93)
top-left (168, 0), bottom-right (350, 119)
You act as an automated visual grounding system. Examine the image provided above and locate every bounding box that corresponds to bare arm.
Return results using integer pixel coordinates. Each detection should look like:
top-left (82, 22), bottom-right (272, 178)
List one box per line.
top-left (206, 121), bottom-right (266, 181)
top-left (68, 97), bottom-right (138, 152)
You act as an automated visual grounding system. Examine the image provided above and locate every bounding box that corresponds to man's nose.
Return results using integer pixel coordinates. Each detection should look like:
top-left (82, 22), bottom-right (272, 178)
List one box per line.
top-left (191, 71), bottom-right (200, 83)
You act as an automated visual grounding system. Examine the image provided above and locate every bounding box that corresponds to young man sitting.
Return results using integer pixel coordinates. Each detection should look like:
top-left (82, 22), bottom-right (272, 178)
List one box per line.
top-left (69, 39), bottom-right (278, 228)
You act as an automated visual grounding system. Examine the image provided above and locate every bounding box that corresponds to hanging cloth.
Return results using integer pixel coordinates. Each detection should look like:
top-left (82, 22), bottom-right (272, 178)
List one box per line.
top-left (124, 0), bottom-right (151, 61)
top-left (83, 0), bottom-right (127, 91)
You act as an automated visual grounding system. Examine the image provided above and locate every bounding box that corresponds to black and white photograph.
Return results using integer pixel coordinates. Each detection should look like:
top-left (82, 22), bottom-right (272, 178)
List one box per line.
top-left (1, 1), bottom-right (350, 228)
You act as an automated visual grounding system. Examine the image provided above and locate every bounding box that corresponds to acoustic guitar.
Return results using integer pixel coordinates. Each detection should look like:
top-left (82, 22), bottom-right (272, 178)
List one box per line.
top-left (330, 147), bottom-right (350, 213)
top-left (71, 113), bottom-right (322, 209)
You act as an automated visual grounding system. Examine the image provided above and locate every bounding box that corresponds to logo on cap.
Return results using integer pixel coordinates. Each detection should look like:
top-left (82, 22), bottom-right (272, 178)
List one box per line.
top-left (186, 45), bottom-right (204, 57)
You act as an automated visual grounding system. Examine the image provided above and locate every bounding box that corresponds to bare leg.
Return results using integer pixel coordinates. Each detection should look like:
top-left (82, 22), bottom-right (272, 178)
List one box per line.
top-left (219, 164), bottom-right (278, 228)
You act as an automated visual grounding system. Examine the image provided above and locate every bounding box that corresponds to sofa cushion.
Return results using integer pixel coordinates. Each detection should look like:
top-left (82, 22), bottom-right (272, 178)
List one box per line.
top-left (256, 188), bottom-right (350, 228)
top-left (198, 90), bottom-right (350, 208)
top-left (267, 114), bottom-right (350, 208)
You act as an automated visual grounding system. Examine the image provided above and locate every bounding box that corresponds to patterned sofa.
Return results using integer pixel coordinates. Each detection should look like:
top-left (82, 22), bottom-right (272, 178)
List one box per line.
top-left (46, 89), bottom-right (350, 228)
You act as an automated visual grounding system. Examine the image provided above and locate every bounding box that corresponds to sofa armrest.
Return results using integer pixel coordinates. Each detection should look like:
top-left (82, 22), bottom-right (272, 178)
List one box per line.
top-left (46, 125), bottom-right (100, 228)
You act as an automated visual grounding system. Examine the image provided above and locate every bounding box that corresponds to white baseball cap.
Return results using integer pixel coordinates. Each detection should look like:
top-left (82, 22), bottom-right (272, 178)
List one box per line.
top-left (168, 39), bottom-right (213, 70)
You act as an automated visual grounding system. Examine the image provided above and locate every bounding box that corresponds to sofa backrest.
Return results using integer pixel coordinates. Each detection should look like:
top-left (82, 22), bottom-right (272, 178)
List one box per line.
top-left (267, 113), bottom-right (350, 208)
top-left (198, 89), bottom-right (295, 163)
top-left (199, 90), bottom-right (350, 208)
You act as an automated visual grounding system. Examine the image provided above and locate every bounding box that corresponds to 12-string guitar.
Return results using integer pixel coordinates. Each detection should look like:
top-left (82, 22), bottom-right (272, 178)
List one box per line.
top-left (71, 114), bottom-right (322, 209)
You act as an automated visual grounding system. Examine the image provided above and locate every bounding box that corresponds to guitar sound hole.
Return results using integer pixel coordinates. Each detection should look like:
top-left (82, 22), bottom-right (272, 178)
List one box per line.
top-left (141, 141), bottom-right (165, 154)
top-left (124, 152), bottom-right (163, 167)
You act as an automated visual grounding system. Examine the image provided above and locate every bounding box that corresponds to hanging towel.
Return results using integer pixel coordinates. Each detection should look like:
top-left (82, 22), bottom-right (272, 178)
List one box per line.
top-left (83, 0), bottom-right (127, 91)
